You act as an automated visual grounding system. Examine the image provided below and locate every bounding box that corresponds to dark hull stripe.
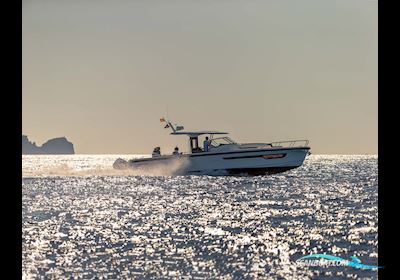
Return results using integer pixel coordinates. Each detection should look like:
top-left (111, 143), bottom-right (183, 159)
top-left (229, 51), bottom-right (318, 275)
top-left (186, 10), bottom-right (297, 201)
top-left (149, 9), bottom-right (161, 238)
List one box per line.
top-left (223, 153), bottom-right (287, 160)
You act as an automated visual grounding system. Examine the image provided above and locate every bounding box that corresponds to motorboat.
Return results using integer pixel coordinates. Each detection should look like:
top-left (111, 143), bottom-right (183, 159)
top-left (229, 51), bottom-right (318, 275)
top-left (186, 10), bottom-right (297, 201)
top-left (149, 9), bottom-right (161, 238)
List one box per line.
top-left (113, 118), bottom-right (311, 176)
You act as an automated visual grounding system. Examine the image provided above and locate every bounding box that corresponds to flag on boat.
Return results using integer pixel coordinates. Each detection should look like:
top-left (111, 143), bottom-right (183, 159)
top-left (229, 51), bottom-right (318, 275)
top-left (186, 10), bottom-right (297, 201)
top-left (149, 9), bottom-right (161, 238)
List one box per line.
top-left (176, 126), bottom-right (184, 131)
top-left (160, 117), bottom-right (166, 122)
top-left (164, 124), bottom-right (170, 129)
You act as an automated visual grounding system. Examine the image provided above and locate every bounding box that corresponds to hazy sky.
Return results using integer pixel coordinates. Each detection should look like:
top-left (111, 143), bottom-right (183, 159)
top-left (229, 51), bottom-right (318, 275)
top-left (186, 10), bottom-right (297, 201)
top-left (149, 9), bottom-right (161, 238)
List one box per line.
top-left (23, 0), bottom-right (377, 154)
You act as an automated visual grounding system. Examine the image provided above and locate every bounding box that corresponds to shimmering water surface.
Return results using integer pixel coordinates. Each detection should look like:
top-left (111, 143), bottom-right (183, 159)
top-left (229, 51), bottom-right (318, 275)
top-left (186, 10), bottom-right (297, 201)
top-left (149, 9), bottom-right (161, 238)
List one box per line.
top-left (22, 155), bottom-right (378, 279)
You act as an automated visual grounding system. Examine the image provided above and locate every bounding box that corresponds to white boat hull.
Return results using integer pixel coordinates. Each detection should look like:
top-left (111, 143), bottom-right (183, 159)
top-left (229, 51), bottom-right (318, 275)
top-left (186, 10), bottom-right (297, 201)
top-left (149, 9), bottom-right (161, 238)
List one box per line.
top-left (116, 146), bottom-right (310, 176)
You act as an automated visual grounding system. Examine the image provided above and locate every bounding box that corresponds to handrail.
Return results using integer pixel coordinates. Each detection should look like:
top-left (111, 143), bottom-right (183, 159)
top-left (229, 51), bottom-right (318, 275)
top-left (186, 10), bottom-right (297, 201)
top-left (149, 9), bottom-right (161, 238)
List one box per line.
top-left (269, 139), bottom-right (309, 148)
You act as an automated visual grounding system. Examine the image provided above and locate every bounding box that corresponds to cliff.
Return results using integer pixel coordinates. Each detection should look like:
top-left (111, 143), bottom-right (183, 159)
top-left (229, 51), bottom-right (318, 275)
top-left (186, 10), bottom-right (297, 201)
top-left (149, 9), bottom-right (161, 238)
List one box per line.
top-left (22, 135), bottom-right (75, 154)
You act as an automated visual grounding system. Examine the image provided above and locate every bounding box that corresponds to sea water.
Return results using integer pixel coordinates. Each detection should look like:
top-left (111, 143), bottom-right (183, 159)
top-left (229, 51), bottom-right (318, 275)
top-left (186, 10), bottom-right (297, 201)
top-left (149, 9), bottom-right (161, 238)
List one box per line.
top-left (22, 155), bottom-right (378, 279)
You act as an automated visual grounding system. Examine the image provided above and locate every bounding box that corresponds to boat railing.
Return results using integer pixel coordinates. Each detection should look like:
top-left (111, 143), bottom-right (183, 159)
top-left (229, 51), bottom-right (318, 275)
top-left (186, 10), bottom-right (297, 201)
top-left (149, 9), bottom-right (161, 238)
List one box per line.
top-left (268, 139), bottom-right (309, 148)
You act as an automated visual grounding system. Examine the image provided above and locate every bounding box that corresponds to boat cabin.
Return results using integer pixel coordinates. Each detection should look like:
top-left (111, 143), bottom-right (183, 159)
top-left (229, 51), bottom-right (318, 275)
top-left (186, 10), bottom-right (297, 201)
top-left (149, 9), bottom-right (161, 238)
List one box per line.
top-left (171, 131), bottom-right (236, 153)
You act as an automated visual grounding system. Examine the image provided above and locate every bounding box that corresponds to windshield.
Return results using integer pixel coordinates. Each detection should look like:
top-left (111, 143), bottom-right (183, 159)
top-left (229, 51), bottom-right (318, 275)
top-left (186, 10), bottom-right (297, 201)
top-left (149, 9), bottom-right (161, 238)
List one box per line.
top-left (210, 137), bottom-right (237, 147)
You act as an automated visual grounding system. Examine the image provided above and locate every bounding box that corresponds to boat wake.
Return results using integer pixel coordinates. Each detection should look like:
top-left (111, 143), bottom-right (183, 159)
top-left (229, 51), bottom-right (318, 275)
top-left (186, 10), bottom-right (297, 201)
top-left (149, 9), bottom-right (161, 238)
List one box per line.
top-left (23, 158), bottom-right (191, 177)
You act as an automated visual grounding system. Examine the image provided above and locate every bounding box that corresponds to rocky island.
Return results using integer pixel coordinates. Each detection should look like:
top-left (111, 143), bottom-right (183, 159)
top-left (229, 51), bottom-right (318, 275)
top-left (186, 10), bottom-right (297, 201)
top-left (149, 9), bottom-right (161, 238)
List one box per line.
top-left (22, 135), bottom-right (75, 154)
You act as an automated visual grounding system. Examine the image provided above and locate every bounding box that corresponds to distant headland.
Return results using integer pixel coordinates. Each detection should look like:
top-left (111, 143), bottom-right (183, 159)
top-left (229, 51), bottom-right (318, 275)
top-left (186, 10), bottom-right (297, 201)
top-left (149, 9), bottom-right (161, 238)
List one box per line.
top-left (22, 135), bottom-right (75, 154)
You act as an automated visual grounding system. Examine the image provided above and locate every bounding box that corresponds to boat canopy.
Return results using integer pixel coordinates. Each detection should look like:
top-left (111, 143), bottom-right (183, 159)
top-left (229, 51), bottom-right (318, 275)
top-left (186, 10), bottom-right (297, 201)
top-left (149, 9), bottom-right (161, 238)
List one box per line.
top-left (171, 131), bottom-right (228, 137)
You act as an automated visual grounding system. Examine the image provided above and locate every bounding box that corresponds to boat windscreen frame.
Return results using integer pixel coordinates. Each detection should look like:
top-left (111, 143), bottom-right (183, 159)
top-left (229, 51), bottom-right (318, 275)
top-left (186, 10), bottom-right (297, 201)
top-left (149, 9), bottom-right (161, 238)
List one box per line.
top-left (209, 136), bottom-right (237, 147)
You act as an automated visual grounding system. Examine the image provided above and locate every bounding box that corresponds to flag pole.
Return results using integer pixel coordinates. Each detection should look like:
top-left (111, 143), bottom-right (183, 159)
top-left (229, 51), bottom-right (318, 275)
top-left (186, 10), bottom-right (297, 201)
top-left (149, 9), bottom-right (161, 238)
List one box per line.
top-left (168, 119), bottom-right (176, 133)
top-left (160, 116), bottom-right (176, 133)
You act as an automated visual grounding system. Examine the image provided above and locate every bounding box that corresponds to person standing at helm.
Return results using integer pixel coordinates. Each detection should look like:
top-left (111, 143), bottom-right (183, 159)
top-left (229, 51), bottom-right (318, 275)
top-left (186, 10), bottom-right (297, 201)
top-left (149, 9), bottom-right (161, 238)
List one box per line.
top-left (203, 137), bottom-right (210, 152)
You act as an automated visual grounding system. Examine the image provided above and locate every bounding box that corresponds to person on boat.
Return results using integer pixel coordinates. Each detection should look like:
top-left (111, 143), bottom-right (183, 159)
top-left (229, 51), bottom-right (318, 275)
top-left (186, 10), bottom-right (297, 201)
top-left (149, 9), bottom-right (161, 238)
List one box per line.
top-left (203, 137), bottom-right (210, 152)
top-left (172, 146), bottom-right (180, 155)
top-left (152, 147), bottom-right (161, 157)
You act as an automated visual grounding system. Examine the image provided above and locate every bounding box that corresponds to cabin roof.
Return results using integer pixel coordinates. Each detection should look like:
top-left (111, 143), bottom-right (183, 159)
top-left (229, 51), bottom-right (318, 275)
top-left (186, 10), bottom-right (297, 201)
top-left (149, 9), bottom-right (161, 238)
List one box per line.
top-left (170, 131), bottom-right (228, 136)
